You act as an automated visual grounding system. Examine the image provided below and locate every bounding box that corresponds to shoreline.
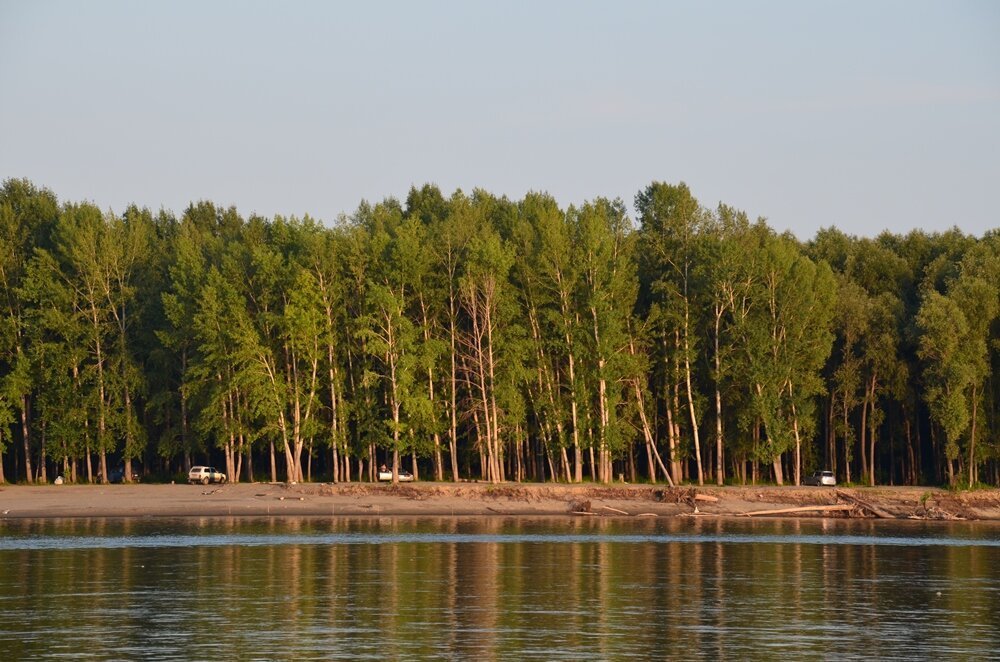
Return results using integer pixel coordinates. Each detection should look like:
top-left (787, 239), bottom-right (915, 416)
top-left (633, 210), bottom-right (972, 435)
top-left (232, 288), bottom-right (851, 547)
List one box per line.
top-left (3, 482), bottom-right (1000, 521)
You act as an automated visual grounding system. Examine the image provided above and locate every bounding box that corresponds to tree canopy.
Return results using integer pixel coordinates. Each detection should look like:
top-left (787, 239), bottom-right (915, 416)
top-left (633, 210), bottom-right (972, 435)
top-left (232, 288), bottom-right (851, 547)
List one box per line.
top-left (1, 177), bottom-right (998, 487)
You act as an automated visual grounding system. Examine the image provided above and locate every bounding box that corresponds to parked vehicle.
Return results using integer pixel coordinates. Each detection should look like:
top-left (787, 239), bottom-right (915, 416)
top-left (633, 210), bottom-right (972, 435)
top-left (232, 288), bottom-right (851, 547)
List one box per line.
top-left (378, 469), bottom-right (415, 482)
top-left (804, 470), bottom-right (836, 486)
top-left (98, 465), bottom-right (137, 483)
top-left (188, 466), bottom-right (227, 485)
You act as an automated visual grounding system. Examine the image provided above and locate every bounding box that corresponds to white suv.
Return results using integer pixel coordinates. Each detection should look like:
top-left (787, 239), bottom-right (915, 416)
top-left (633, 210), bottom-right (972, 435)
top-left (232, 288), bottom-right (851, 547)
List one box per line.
top-left (188, 466), bottom-right (227, 485)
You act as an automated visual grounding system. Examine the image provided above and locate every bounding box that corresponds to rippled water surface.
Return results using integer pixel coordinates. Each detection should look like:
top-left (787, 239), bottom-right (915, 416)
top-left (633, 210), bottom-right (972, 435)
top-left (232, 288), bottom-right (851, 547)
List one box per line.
top-left (2, 517), bottom-right (999, 659)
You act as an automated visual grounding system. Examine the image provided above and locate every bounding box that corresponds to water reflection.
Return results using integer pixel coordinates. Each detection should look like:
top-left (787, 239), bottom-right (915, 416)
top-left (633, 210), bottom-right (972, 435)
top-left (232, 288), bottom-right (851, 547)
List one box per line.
top-left (1, 517), bottom-right (999, 659)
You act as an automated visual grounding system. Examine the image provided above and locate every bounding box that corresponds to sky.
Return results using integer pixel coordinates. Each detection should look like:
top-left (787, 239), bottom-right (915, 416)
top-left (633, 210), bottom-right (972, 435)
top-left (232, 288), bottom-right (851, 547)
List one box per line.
top-left (1, 0), bottom-right (998, 238)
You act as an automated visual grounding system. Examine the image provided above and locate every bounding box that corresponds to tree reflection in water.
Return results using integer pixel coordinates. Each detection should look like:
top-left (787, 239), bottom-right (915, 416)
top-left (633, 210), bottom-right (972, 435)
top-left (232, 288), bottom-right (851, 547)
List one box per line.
top-left (1, 517), bottom-right (999, 658)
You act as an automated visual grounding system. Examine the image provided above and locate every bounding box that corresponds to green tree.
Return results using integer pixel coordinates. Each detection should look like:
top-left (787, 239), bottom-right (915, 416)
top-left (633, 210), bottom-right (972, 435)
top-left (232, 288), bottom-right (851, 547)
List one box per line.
top-left (0, 179), bottom-right (58, 481)
top-left (636, 182), bottom-right (710, 484)
top-left (737, 233), bottom-right (835, 484)
top-left (573, 198), bottom-right (636, 483)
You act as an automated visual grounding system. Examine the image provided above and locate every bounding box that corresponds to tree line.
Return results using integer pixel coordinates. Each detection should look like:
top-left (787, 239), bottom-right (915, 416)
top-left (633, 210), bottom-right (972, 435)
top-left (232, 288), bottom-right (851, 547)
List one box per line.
top-left (1, 178), bottom-right (997, 486)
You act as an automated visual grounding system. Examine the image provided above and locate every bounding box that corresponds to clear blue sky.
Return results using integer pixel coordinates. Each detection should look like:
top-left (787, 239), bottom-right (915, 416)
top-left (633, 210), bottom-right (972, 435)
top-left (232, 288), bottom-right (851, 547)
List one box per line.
top-left (1, 0), bottom-right (997, 238)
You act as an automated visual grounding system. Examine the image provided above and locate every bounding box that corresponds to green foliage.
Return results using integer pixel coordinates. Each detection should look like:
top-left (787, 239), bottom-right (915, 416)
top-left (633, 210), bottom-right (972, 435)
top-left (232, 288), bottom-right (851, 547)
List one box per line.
top-left (1, 176), bottom-right (997, 489)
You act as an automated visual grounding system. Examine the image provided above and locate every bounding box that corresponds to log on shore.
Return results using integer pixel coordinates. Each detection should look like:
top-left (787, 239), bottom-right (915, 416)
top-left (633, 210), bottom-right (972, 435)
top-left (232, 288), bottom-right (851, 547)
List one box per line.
top-left (600, 505), bottom-right (631, 515)
top-left (743, 504), bottom-right (855, 517)
top-left (835, 490), bottom-right (894, 519)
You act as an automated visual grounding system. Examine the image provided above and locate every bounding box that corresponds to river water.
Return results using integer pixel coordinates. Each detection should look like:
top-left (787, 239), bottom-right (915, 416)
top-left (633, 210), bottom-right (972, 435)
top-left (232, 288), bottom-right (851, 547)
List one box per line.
top-left (1, 517), bottom-right (998, 660)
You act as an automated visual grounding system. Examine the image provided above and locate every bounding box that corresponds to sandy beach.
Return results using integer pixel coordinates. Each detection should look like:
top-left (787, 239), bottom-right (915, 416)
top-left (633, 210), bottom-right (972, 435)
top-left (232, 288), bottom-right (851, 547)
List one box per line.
top-left (2, 482), bottom-right (1000, 521)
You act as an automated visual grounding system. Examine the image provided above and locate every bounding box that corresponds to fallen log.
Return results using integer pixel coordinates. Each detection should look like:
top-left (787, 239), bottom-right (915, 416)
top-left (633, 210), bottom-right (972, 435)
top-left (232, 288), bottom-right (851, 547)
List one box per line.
top-left (836, 490), bottom-right (894, 519)
top-left (694, 493), bottom-right (719, 503)
top-left (743, 504), bottom-right (854, 517)
top-left (600, 505), bottom-right (631, 516)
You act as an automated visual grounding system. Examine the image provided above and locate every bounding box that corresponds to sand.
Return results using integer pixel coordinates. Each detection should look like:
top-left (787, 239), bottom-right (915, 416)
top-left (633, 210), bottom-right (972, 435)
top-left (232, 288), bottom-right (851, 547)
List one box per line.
top-left (2, 482), bottom-right (1000, 521)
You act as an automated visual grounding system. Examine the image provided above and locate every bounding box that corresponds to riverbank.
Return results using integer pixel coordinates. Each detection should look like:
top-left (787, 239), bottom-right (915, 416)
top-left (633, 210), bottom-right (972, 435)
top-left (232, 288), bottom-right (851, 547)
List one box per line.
top-left (2, 482), bottom-right (1000, 520)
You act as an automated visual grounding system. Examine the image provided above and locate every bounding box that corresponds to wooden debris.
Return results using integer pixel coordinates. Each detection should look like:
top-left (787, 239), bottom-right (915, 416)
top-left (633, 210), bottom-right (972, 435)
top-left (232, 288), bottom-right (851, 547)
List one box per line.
top-left (572, 511), bottom-right (597, 516)
top-left (913, 506), bottom-right (966, 521)
top-left (743, 504), bottom-right (854, 517)
top-left (694, 493), bottom-right (719, 503)
top-left (836, 490), bottom-right (893, 519)
top-left (600, 505), bottom-right (631, 516)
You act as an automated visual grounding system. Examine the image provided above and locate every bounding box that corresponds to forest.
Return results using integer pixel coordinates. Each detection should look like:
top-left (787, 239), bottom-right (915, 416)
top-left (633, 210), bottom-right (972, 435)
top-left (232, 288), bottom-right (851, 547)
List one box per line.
top-left (1, 178), bottom-right (998, 487)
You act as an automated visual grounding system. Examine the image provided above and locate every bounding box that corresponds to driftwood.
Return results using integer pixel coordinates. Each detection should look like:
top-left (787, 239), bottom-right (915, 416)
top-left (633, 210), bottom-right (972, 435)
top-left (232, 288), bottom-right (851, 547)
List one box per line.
top-left (909, 506), bottom-right (965, 521)
top-left (743, 504), bottom-right (854, 517)
top-left (836, 490), bottom-right (894, 519)
top-left (694, 493), bottom-right (719, 503)
top-left (572, 511), bottom-right (597, 516)
top-left (600, 505), bottom-right (631, 515)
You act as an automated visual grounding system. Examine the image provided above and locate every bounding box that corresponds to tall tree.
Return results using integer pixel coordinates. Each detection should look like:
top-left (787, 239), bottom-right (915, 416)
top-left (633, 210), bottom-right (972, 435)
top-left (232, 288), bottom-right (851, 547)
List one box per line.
top-left (636, 182), bottom-right (709, 485)
top-left (0, 179), bottom-right (58, 481)
top-left (573, 198), bottom-right (636, 483)
top-left (458, 220), bottom-right (516, 483)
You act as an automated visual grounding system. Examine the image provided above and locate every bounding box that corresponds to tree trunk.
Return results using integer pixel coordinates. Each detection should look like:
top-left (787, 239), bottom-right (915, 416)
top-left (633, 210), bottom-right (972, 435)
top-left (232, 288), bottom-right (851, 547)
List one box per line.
top-left (969, 385), bottom-right (978, 486)
top-left (905, 417), bottom-right (916, 486)
top-left (843, 398), bottom-right (852, 484)
top-left (627, 331), bottom-right (674, 488)
top-left (485, 294), bottom-right (503, 484)
top-left (269, 440), bottom-right (277, 482)
top-left (568, 351), bottom-right (582, 483)
top-left (790, 391), bottom-right (802, 486)
top-left (468, 291), bottom-right (498, 483)
top-left (419, 298), bottom-right (444, 482)
top-left (592, 307), bottom-right (611, 484)
top-left (859, 395), bottom-right (868, 485)
top-left (772, 455), bottom-right (784, 486)
top-left (868, 374), bottom-right (877, 486)
top-left (85, 435), bottom-right (93, 483)
top-left (683, 301), bottom-right (703, 485)
top-left (38, 415), bottom-right (47, 483)
top-left (713, 306), bottom-right (724, 486)
top-left (647, 436), bottom-right (675, 487)
top-left (181, 348), bottom-right (189, 470)
top-left (329, 344), bottom-right (340, 484)
top-left (448, 289), bottom-right (461, 482)
top-left (944, 441), bottom-right (954, 485)
top-left (671, 333), bottom-right (684, 483)
top-left (826, 393), bottom-right (835, 476)
top-left (645, 439), bottom-right (656, 483)
top-left (21, 397), bottom-right (33, 483)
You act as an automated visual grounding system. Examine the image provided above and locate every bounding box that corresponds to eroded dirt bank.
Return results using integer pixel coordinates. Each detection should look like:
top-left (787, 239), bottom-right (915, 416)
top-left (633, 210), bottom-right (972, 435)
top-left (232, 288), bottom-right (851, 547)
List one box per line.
top-left (2, 482), bottom-right (1000, 520)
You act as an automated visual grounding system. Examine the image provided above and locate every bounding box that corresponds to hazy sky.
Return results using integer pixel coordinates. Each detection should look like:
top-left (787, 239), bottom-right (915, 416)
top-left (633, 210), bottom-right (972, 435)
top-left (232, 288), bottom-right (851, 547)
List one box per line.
top-left (2, 1), bottom-right (998, 238)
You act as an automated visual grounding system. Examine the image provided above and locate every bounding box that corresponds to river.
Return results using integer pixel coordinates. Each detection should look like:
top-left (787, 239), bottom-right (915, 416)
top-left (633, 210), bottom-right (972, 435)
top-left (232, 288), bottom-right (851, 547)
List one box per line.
top-left (1, 517), bottom-right (998, 659)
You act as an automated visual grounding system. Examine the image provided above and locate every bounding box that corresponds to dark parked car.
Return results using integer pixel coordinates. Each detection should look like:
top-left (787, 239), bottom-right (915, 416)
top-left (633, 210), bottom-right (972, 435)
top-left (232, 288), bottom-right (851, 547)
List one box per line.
top-left (100, 465), bottom-right (138, 483)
